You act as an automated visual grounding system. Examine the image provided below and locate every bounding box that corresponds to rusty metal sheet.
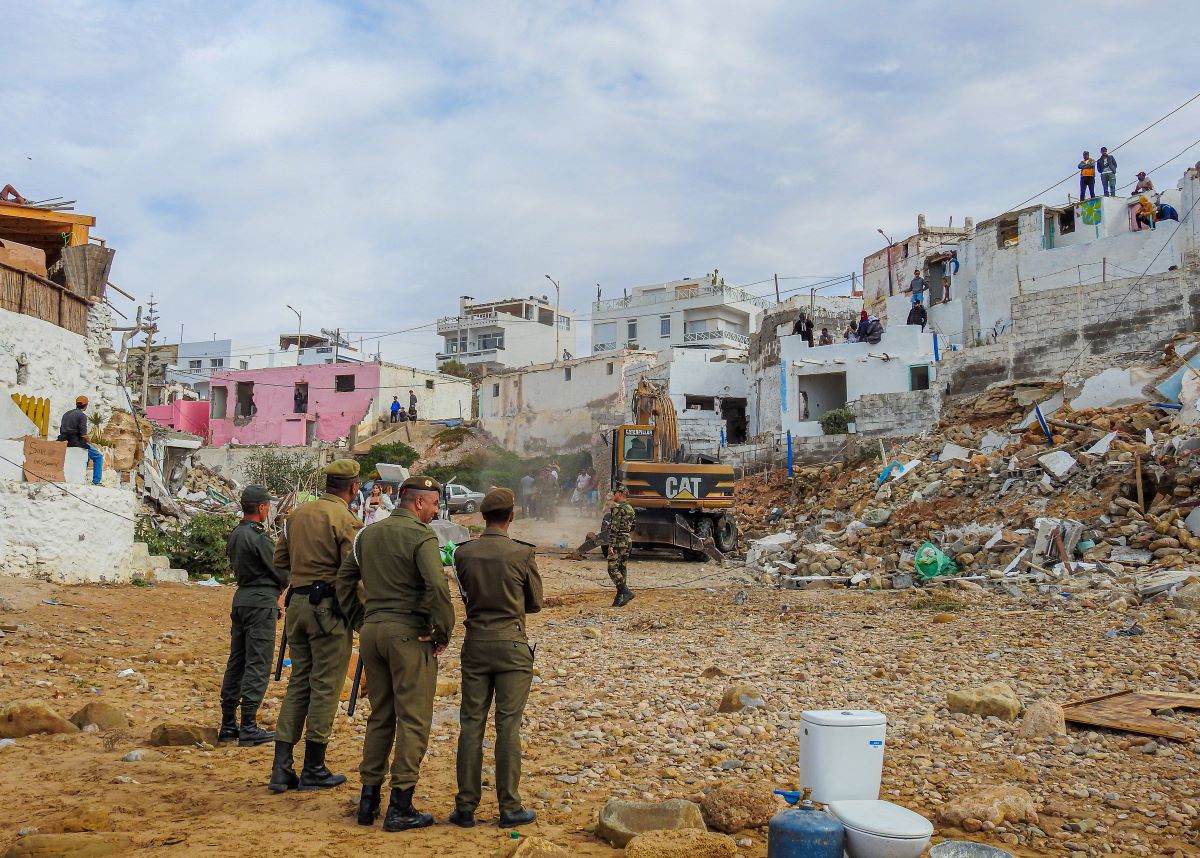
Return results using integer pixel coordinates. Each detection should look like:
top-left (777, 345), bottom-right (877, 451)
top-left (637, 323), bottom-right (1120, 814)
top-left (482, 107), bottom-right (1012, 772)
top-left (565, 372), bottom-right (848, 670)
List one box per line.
top-left (1061, 691), bottom-right (1200, 740)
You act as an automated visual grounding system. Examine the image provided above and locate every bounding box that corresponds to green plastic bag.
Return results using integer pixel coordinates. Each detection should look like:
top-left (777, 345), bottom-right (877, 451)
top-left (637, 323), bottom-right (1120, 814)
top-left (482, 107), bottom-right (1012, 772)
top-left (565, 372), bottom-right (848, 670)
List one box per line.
top-left (440, 541), bottom-right (457, 567)
top-left (914, 542), bottom-right (958, 579)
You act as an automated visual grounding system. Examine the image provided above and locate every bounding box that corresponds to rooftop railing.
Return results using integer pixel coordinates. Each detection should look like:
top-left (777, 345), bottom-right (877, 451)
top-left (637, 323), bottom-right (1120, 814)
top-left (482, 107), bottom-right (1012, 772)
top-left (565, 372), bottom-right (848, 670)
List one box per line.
top-left (592, 283), bottom-right (776, 313)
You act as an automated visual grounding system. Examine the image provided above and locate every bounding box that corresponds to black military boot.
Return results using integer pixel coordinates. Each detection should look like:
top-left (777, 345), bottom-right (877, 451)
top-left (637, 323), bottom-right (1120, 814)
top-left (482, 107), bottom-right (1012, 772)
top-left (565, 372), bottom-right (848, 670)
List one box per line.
top-left (238, 705), bottom-right (275, 747)
top-left (448, 808), bottom-right (476, 828)
top-left (382, 787), bottom-right (434, 832)
top-left (357, 785), bottom-right (382, 826)
top-left (267, 741), bottom-right (298, 793)
top-left (298, 740), bottom-right (347, 790)
top-left (614, 586), bottom-right (635, 608)
top-left (498, 808), bottom-right (537, 828)
top-left (218, 706), bottom-right (238, 742)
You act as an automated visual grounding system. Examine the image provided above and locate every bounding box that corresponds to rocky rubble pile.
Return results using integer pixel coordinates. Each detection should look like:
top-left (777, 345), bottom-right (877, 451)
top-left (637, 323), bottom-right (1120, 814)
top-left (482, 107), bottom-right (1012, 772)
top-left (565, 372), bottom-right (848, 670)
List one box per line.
top-left (740, 382), bottom-right (1200, 612)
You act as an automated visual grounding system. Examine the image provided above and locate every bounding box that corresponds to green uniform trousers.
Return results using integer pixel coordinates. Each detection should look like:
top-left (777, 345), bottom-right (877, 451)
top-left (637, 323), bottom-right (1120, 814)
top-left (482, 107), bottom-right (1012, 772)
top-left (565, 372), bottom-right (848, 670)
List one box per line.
top-left (219, 606), bottom-right (278, 710)
top-left (455, 639), bottom-right (534, 814)
top-left (607, 543), bottom-right (630, 588)
top-left (359, 620), bottom-right (438, 790)
top-left (275, 596), bottom-right (352, 745)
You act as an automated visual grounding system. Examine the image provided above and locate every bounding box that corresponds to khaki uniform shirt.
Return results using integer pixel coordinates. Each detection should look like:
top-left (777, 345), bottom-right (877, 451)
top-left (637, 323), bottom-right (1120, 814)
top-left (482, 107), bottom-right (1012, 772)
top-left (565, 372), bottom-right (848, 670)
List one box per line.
top-left (453, 528), bottom-right (543, 642)
top-left (274, 493), bottom-right (362, 588)
top-left (336, 508), bottom-right (455, 646)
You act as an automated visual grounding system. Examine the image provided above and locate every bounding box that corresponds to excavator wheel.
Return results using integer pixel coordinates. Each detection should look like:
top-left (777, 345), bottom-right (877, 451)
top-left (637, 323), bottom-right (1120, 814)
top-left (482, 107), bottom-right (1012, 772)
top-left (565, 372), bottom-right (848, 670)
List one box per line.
top-left (714, 514), bottom-right (738, 553)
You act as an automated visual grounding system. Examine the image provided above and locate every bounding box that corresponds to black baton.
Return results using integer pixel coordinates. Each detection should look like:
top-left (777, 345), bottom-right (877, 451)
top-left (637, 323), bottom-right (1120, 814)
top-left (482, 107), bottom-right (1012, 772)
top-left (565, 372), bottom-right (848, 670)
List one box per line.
top-left (346, 656), bottom-right (364, 717)
top-left (272, 631), bottom-right (288, 681)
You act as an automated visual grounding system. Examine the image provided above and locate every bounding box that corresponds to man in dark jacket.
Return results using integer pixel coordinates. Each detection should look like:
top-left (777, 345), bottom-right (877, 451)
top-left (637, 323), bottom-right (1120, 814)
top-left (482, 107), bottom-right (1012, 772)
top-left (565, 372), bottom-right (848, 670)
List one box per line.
top-left (791, 312), bottom-right (814, 347)
top-left (219, 485), bottom-right (287, 746)
top-left (57, 395), bottom-right (102, 485)
top-left (1097, 147), bottom-right (1117, 197)
top-left (906, 299), bottom-right (928, 331)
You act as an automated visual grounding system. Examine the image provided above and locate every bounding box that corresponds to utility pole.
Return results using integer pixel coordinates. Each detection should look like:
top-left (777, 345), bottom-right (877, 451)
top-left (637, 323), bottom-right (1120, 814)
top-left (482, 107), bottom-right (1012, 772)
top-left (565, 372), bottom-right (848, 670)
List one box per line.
top-left (545, 275), bottom-right (561, 364)
top-left (140, 294), bottom-right (159, 407)
top-left (333, 327), bottom-right (340, 363)
top-left (774, 273), bottom-right (780, 303)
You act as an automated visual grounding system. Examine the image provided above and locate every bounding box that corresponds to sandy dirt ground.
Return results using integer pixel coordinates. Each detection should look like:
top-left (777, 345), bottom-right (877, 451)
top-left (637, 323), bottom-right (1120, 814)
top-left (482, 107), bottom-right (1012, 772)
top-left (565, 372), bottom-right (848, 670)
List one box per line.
top-left (1, 515), bottom-right (1198, 857)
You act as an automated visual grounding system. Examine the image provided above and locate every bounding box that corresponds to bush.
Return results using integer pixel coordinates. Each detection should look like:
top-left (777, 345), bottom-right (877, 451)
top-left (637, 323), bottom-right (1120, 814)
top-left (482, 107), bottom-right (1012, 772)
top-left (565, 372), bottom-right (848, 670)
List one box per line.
top-left (357, 441), bottom-right (419, 480)
top-left (135, 513), bottom-right (238, 579)
top-left (437, 360), bottom-right (472, 379)
top-left (819, 407), bottom-right (855, 436)
top-left (242, 449), bottom-right (322, 496)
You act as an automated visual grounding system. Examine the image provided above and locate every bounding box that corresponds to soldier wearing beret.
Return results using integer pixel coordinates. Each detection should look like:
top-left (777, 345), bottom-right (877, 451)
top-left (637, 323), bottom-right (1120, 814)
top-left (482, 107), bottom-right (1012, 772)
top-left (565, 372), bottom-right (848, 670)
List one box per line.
top-left (336, 474), bottom-right (455, 832)
top-left (218, 485), bottom-right (287, 747)
top-left (448, 487), bottom-right (543, 829)
top-left (268, 459), bottom-right (362, 793)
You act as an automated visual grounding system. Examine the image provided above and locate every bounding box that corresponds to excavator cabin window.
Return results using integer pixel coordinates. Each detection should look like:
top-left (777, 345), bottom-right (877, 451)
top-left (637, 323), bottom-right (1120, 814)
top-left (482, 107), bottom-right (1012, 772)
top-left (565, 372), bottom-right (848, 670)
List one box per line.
top-left (622, 430), bottom-right (654, 462)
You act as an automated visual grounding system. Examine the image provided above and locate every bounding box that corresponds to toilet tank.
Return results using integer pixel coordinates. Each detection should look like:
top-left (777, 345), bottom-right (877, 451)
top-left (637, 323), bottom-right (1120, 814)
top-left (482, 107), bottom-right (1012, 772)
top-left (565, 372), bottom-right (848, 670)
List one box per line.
top-left (799, 709), bottom-right (886, 803)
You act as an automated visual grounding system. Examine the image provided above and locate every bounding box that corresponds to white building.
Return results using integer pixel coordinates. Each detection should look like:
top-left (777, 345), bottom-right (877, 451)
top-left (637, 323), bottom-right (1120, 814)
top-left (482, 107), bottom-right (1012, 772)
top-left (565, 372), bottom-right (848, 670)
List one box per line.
top-left (590, 273), bottom-right (775, 356)
top-left (478, 350), bottom-right (657, 456)
top-left (436, 295), bottom-right (575, 373)
top-left (779, 294), bottom-right (938, 438)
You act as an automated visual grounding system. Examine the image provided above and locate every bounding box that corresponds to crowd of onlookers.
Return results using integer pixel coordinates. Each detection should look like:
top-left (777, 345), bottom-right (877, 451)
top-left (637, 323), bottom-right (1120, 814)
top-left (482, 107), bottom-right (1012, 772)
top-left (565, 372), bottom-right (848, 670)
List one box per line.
top-left (1076, 148), bottom-right (1181, 231)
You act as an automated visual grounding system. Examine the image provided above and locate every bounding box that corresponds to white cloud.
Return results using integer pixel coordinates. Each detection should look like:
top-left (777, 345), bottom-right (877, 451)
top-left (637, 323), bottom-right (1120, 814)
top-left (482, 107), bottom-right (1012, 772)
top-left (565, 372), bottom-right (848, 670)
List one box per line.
top-left (1, 0), bottom-right (1197, 368)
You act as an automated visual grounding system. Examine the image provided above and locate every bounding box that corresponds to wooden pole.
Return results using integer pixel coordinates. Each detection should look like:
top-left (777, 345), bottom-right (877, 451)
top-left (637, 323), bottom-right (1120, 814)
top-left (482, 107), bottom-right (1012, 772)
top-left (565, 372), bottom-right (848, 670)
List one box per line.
top-left (774, 273), bottom-right (780, 303)
top-left (1135, 454), bottom-right (1145, 513)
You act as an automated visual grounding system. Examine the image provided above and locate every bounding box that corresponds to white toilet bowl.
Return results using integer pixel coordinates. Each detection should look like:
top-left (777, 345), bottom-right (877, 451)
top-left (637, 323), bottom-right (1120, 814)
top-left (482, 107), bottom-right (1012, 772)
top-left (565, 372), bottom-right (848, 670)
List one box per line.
top-left (826, 800), bottom-right (933, 858)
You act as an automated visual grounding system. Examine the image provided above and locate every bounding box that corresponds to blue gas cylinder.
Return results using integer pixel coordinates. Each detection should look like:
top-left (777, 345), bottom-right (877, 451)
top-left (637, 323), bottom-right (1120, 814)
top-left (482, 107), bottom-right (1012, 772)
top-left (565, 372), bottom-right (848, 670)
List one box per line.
top-left (767, 790), bottom-right (844, 858)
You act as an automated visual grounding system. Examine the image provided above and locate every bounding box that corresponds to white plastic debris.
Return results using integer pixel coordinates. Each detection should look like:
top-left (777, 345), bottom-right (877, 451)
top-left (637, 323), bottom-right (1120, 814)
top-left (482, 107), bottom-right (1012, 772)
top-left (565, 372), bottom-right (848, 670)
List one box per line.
top-left (1085, 431), bottom-right (1118, 457)
top-left (194, 576), bottom-right (221, 588)
top-left (117, 668), bottom-right (136, 678)
top-left (0, 738), bottom-right (15, 748)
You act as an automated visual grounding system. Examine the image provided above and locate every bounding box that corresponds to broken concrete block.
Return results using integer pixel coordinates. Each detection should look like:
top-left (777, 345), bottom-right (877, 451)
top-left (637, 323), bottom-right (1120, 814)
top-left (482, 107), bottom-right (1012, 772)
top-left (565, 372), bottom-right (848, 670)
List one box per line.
top-left (1085, 431), bottom-right (1118, 457)
top-left (1069, 367), bottom-right (1151, 411)
top-left (595, 799), bottom-right (706, 848)
top-left (1037, 450), bottom-right (1077, 479)
top-left (940, 442), bottom-right (971, 463)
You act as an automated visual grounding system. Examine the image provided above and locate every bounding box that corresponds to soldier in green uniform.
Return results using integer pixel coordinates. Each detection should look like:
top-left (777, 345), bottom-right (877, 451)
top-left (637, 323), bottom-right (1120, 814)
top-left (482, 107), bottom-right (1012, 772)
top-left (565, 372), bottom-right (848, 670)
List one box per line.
top-left (449, 488), bottom-right (543, 829)
top-left (607, 486), bottom-right (636, 607)
top-left (218, 485), bottom-right (287, 747)
top-left (268, 459), bottom-right (363, 793)
top-left (336, 475), bottom-right (454, 832)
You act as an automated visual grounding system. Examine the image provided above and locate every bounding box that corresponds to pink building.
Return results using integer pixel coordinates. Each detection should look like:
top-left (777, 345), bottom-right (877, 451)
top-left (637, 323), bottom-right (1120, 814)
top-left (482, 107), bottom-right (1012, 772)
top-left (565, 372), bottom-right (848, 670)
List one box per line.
top-left (207, 363), bottom-right (381, 447)
top-left (204, 361), bottom-right (472, 447)
top-left (144, 400), bottom-right (211, 439)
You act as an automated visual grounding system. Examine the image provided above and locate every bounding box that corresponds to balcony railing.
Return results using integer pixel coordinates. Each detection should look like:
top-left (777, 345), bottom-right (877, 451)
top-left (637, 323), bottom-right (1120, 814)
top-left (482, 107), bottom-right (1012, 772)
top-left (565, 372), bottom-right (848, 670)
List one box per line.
top-left (593, 342), bottom-right (617, 353)
top-left (683, 329), bottom-right (751, 346)
top-left (592, 283), bottom-right (776, 313)
top-left (435, 346), bottom-right (503, 362)
top-left (435, 312), bottom-right (501, 334)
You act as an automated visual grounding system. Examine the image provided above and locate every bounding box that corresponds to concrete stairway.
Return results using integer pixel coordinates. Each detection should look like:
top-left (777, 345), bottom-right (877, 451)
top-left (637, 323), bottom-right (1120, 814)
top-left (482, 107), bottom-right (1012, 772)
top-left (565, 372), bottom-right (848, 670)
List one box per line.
top-left (129, 542), bottom-right (188, 584)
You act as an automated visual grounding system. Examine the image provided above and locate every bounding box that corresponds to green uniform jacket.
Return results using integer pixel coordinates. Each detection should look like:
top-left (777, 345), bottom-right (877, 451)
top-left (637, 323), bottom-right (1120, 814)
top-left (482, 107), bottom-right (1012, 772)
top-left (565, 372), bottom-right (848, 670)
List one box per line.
top-left (453, 529), bottom-right (543, 642)
top-left (609, 501), bottom-right (636, 545)
top-left (274, 493), bottom-right (361, 587)
top-left (336, 508), bottom-right (455, 646)
top-left (227, 520), bottom-right (287, 608)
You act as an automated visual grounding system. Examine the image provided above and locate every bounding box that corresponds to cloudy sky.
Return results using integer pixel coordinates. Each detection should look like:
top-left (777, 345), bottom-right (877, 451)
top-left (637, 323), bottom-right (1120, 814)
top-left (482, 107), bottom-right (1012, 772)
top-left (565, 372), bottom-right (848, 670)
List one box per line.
top-left (4, 1), bottom-right (1198, 368)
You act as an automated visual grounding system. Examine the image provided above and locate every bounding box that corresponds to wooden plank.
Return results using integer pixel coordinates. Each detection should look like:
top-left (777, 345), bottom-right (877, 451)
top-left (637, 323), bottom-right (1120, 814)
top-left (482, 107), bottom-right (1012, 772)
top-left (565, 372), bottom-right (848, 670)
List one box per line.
top-left (1062, 691), bottom-right (1200, 740)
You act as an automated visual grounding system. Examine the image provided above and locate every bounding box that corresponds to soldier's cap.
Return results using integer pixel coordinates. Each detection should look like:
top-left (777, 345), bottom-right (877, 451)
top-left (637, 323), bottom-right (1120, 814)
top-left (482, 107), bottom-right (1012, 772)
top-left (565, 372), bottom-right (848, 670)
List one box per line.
top-left (613, 484), bottom-right (628, 494)
top-left (400, 475), bottom-right (442, 494)
top-left (480, 487), bottom-right (515, 514)
top-left (322, 459), bottom-right (361, 478)
top-left (242, 485), bottom-right (271, 505)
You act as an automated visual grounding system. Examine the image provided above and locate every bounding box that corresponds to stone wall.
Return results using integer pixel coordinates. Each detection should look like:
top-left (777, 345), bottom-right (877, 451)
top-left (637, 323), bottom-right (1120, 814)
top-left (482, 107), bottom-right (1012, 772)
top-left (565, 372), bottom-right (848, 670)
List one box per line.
top-left (853, 389), bottom-right (943, 438)
top-left (937, 267), bottom-right (1200, 397)
top-left (0, 481), bottom-right (138, 582)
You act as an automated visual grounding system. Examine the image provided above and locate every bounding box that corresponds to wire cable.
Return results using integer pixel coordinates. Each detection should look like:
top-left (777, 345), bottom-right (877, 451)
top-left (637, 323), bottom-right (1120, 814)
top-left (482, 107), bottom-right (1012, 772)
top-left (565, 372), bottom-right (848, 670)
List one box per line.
top-left (0, 453), bottom-right (139, 523)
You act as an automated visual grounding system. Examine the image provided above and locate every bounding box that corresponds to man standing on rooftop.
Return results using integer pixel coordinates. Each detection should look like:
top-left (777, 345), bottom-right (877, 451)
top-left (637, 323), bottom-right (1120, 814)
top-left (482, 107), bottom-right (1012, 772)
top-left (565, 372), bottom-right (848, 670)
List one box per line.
top-left (1078, 151), bottom-right (1097, 200)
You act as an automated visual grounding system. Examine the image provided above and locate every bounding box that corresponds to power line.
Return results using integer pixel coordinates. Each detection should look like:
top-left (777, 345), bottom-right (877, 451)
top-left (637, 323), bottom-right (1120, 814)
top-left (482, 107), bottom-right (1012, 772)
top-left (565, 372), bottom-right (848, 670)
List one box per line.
top-left (0, 454), bottom-right (139, 523)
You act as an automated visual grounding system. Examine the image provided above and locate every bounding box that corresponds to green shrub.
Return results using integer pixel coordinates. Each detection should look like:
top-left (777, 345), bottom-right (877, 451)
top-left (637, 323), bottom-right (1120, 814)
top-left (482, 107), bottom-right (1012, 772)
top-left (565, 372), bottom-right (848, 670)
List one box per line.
top-left (356, 441), bottom-right (419, 480)
top-left (242, 449), bottom-right (322, 496)
top-left (819, 408), bottom-right (855, 436)
top-left (135, 513), bottom-right (238, 579)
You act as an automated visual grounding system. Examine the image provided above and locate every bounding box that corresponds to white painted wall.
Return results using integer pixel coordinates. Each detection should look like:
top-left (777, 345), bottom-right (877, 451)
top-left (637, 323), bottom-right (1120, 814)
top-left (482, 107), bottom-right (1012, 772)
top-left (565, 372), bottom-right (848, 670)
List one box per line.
top-left (780, 309), bottom-right (936, 438)
top-left (0, 481), bottom-right (138, 583)
top-left (377, 363), bottom-right (473, 422)
top-left (0, 304), bottom-right (125, 433)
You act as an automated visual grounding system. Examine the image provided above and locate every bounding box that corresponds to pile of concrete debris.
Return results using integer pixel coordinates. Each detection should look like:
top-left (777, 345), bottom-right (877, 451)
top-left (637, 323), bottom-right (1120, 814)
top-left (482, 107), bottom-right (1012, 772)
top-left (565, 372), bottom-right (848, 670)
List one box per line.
top-left (741, 380), bottom-right (1200, 611)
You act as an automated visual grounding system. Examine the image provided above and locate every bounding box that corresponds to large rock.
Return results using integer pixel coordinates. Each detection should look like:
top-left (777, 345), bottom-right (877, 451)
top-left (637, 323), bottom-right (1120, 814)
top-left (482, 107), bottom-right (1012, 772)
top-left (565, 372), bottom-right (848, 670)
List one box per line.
top-left (61, 805), bottom-right (112, 833)
top-left (625, 830), bottom-right (737, 858)
top-left (1018, 700), bottom-right (1066, 738)
top-left (595, 799), bottom-right (706, 848)
top-left (147, 723), bottom-right (218, 747)
top-left (69, 702), bottom-right (128, 732)
top-left (717, 684), bottom-right (766, 713)
top-left (1172, 582), bottom-right (1200, 611)
top-left (939, 785), bottom-right (1039, 828)
top-left (0, 701), bottom-right (80, 739)
top-left (946, 682), bottom-right (1021, 720)
top-left (700, 784), bottom-right (780, 832)
top-left (492, 836), bottom-right (569, 857)
top-left (5, 833), bottom-right (133, 857)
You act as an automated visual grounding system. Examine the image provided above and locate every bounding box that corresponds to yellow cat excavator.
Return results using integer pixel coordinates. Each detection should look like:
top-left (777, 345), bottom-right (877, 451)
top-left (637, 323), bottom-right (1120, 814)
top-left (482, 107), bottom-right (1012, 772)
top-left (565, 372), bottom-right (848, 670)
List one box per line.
top-left (573, 378), bottom-right (738, 562)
